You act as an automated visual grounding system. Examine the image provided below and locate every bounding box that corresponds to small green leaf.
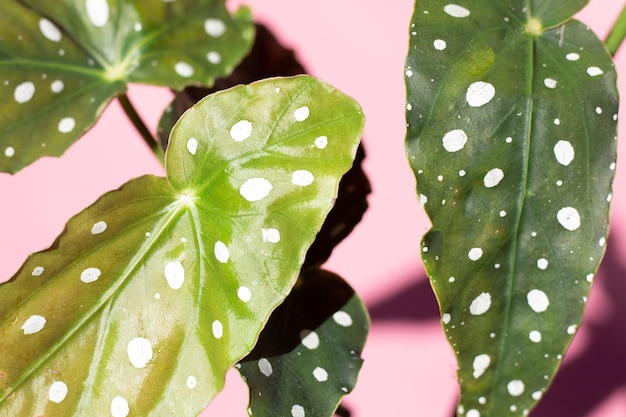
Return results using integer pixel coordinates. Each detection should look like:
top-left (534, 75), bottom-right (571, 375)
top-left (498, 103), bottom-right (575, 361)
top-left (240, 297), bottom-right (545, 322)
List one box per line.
top-left (156, 23), bottom-right (370, 269)
top-left (238, 269), bottom-right (368, 417)
top-left (0, 75), bottom-right (364, 416)
top-left (0, 0), bottom-right (254, 173)
top-left (405, 1), bottom-right (617, 416)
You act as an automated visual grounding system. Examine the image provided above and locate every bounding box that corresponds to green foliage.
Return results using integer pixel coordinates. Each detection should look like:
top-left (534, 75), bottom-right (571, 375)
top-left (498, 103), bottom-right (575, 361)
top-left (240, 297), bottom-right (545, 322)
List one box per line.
top-left (405, 1), bottom-right (618, 416)
top-left (238, 269), bottom-right (368, 417)
top-left (0, 0), bottom-right (254, 173)
top-left (0, 75), bottom-right (364, 416)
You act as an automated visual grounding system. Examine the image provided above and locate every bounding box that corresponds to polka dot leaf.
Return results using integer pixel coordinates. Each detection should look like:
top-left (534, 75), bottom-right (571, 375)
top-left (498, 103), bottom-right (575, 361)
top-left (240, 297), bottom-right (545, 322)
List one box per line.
top-left (405, 2), bottom-right (617, 416)
top-left (0, 0), bottom-right (254, 173)
top-left (0, 75), bottom-right (364, 416)
top-left (238, 269), bottom-right (368, 417)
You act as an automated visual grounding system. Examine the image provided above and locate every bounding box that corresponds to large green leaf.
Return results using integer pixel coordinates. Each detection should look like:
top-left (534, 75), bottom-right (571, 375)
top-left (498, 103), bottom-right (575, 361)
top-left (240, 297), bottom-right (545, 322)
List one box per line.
top-left (0, 75), bottom-right (364, 416)
top-left (405, 1), bottom-right (618, 416)
top-left (238, 269), bottom-right (368, 417)
top-left (0, 0), bottom-right (254, 173)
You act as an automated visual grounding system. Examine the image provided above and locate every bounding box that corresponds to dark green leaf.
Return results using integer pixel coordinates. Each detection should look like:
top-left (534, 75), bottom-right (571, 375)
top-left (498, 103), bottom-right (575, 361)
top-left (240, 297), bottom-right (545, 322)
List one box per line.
top-left (0, 0), bottom-right (254, 173)
top-left (0, 75), bottom-right (364, 416)
top-left (238, 269), bottom-right (368, 417)
top-left (405, 2), bottom-right (617, 416)
top-left (156, 23), bottom-right (307, 150)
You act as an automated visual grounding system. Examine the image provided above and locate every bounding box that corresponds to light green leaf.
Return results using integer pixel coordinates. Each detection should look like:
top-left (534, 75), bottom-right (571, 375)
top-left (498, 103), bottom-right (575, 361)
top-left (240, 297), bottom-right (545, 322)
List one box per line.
top-left (0, 75), bottom-right (364, 416)
top-left (0, 0), bottom-right (254, 173)
top-left (405, 1), bottom-right (617, 416)
top-left (238, 269), bottom-right (368, 417)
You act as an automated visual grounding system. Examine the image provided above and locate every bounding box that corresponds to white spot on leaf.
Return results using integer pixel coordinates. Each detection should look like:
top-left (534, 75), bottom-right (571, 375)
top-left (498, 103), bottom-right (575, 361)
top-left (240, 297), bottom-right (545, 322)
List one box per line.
top-left (48, 381), bottom-right (68, 403)
top-left (186, 376), bottom-right (197, 389)
top-left (527, 289), bottom-right (550, 313)
top-left (58, 117), bottom-right (76, 133)
top-left (529, 330), bottom-right (542, 343)
top-left (566, 53), bottom-right (580, 61)
top-left (39, 18), bottom-right (62, 42)
top-left (91, 221), bottom-right (107, 234)
top-left (537, 258), bottom-right (549, 270)
top-left (483, 168), bottom-right (504, 188)
top-left (468, 248), bottom-right (483, 261)
top-left (314, 136), bottom-right (328, 149)
top-left (187, 138), bottom-right (198, 155)
top-left (205, 18), bottom-right (226, 37)
top-left (165, 261), bottom-right (184, 289)
top-left (434, 39), bottom-right (447, 50)
top-left (214, 241), bottom-right (230, 263)
top-left (262, 228), bottom-right (280, 243)
top-left (240, 178), bottom-right (273, 201)
top-left (258, 358), bottom-right (273, 377)
top-left (230, 120), bottom-right (253, 141)
top-left (469, 292), bottom-right (491, 315)
top-left (238, 286), bottom-right (252, 302)
top-left (333, 311), bottom-right (353, 327)
top-left (22, 315), bottom-right (46, 334)
top-left (4, 147), bottom-right (15, 157)
top-left (294, 106), bottom-right (310, 121)
top-left (466, 410), bottom-right (480, 417)
top-left (587, 66), bottom-right (604, 76)
top-left (86, 0), bottom-right (110, 27)
top-left (466, 81), bottom-right (495, 107)
top-left (175, 62), bottom-right (194, 77)
top-left (111, 396), bottom-right (130, 417)
top-left (80, 267), bottom-right (101, 283)
top-left (300, 330), bottom-right (320, 349)
top-left (212, 320), bottom-right (223, 339)
top-left (292, 170), bottom-right (314, 186)
top-left (557, 207), bottom-right (581, 231)
top-left (544, 78), bottom-right (558, 89)
top-left (472, 354), bottom-right (490, 378)
top-left (553, 140), bottom-right (575, 166)
top-left (32, 266), bottom-right (45, 276)
top-left (14, 82), bottom-right (35, 103)
top-left (207, 51), bottom-right (221, 64)
top-left (127, 337), bottom-right (153, 368)
top-left (444, 4), bottom-right (470, 17)
top-left (507, 380), bottom-right (525, 396)
top-left (291, 405), bottom-right (305, 417)
top-left (442, 313), bottom-right (451, 324)
top-left (442, 129), bottom-right (467, 152)
top-left (313, 367), bottom-right (328, 382)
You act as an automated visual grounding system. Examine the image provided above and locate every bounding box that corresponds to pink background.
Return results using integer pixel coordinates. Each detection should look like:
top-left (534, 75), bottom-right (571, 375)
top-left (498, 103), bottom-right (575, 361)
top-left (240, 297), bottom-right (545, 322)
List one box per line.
top-left (1, 1), bottom-right (626, 416)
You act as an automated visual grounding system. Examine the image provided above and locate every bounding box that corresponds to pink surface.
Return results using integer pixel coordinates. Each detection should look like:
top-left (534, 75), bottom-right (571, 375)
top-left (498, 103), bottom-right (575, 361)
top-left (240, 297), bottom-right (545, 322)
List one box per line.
top-left (1, 1), bottom-right (625, 416)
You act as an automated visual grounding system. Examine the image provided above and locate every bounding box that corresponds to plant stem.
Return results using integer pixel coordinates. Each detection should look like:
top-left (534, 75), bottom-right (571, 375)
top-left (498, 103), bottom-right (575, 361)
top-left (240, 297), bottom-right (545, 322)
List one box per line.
top-left (605, 3), bottom-right (626, 57)
top-left (118, 93), bottom-right (165, 166)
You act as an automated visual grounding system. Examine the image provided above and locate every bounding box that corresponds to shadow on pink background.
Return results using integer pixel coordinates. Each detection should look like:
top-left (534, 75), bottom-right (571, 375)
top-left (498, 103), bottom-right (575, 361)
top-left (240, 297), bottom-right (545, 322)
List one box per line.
top-left (1, 1), bottom-right (625, 416)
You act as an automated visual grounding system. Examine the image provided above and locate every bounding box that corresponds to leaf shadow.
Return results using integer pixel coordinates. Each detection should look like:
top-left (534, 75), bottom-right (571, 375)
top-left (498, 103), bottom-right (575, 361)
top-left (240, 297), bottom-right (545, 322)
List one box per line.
top-left (367, 273), bottom-right (440, 323)
top-left (529, 233), bottom-right (626, 417)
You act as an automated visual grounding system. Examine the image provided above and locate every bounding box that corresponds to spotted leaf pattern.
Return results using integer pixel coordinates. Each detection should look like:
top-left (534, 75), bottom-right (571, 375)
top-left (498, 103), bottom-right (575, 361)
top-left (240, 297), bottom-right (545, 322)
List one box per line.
top-left (238, 269), bottom-right (368, 417)
top-left (405, 2), bottom-right (618, 416)
top-left (0, 0), bottom-right (254, 173)
top-left (0, 75), bottom-right (364, 416)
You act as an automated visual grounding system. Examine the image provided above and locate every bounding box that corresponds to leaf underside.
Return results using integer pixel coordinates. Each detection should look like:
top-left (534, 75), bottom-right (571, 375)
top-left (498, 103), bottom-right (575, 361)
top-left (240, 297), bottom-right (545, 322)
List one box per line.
top-left (405, 1), bottom-right (617, 416)
top-left (238, 269), bottom-right (368, 417)
top-left (0, 75), bottom-right (364, 416)
top-left (0, 0), bottom-right (254, 173)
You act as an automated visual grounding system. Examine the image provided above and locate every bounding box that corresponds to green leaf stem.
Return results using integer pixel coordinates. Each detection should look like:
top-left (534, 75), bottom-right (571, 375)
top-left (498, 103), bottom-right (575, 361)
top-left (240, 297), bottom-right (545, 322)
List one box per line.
top-left (0, 0), bottom-right (254, 173)
top-left (0, 75), bottom-right (364, 416)
top-left (405, 1), bottom-right (618, 416)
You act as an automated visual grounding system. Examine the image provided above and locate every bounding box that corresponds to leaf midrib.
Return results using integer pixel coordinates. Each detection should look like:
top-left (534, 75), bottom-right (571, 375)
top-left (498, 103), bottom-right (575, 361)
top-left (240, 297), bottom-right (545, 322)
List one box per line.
top-left (490, 23), bottom-right (537, 412)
